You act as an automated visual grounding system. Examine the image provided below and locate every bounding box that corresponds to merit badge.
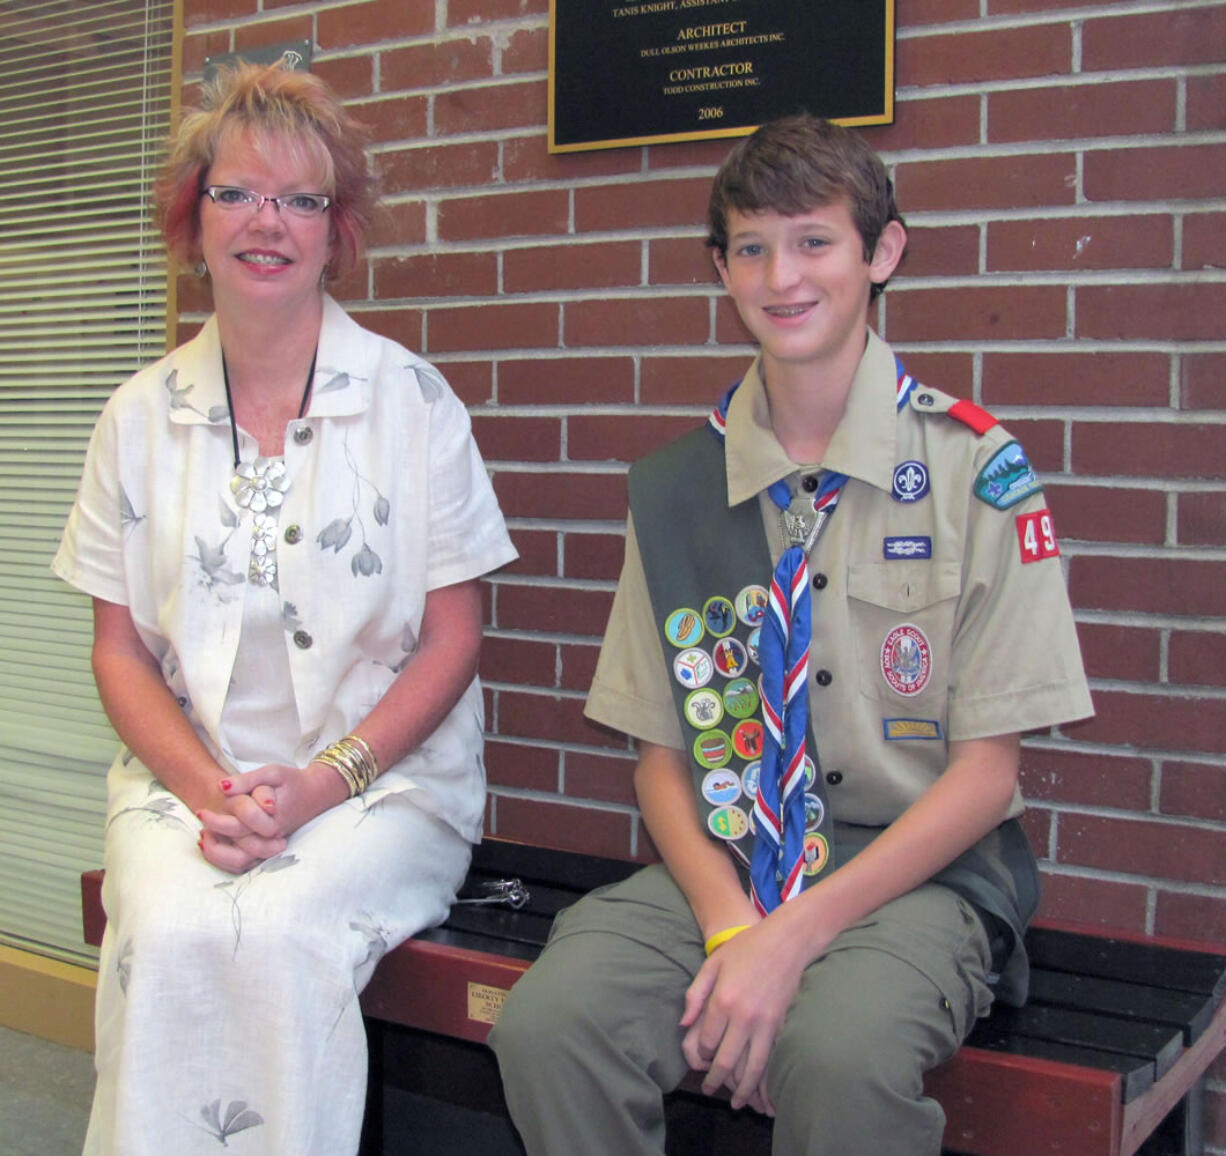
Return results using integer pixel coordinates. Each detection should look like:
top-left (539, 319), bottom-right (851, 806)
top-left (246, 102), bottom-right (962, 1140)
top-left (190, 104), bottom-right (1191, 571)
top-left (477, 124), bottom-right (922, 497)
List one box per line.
top-left (804, 792), bottom-right (825, 832)
top-left (892, 460), bottom-right (930, 503)
top-left (802, 832), bottom-right (830, 876)
top-left (665, 608), bottom-right (704, 648)
top-left (735, 584), bottom-right (769, 627)
top-left (673, 647), bottom-right (713, 689)
top-left (732, 719), bottom-right (764, 760)
top-left (684, 688), bottom-right (724, 730)
top-left (703, 595), bottom-right (736, 638)
top-left (881, 623), bottom-right (932, 697)
top-left (1016, 508), bottom-right (1060, 564)
top-left (883, 718), bottom-right (942, 741)
top-left (973, 440), bottom-right (1042, 510)
top-left (883, 536), bottom-right (932, 560)
top-left (702, 768), bottom-right (743, 807)
top-left (741, 760), bottom-right (761, 800)
top-left (708, 805), bottom-right (749, 841)
top-left (693, 730), bottom-right (733, 770)
top-left (746, 627), bottom-right (761, 666)
top-left (802, 754), bottom-right (816, 790)
top-left (722, 677), bottom-right (760, 719)
top-left (712, 636), bottom-right (750, 678)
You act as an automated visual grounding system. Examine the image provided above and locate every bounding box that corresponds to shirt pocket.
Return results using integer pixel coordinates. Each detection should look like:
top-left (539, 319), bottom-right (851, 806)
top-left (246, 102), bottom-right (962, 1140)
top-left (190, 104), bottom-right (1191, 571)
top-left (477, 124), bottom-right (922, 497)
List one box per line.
top-left (846, 561), bottom-right (961, 710)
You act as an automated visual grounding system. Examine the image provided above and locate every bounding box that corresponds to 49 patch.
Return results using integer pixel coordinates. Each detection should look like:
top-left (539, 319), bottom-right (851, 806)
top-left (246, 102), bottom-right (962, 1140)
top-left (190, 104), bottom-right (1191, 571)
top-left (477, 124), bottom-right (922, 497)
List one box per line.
top-left (1016, 508), bottom-right (1060, 564)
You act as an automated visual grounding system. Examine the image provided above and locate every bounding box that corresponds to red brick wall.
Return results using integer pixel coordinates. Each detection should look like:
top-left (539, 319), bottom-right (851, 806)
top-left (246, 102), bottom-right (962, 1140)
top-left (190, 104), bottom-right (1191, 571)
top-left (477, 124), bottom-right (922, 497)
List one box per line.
top-left (181, 0), bottom-right (1226, 956)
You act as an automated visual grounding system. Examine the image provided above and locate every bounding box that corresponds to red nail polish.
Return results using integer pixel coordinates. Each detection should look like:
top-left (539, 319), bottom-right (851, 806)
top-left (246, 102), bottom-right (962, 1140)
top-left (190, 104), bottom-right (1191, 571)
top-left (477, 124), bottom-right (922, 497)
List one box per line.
top-left (220, 779), bottom-right (232, 791)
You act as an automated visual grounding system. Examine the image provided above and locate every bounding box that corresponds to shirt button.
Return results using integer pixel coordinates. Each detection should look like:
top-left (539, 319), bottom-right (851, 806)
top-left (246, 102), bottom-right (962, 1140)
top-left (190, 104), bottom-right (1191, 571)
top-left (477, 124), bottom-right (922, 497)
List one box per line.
top-left (176, 696), bottom-right (187, 708)
top-left (918, 393), bottom-right (935, 407)
top-left (293, 426), bottom-right (313, 445)
top-left (801, 474), bottom-right (819, 493)
top-left (815, 669), bottom-right (833, 686)
top-left (283, 524), bottom-right (303, 545)
top-left (812, 572), bottom-right (828, 590)
top-left (826, 770), bottom-right (843, 786)
top-left (293, 629), bottom-right (313, 649)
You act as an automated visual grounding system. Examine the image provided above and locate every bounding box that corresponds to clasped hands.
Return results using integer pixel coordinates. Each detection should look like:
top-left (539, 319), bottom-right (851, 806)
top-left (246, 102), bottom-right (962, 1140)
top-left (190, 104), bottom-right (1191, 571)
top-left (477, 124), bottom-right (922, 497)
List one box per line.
top-left (680, 913), bottom-right (812, 1117)
top-left (196, 761), bottom-right (348, 874)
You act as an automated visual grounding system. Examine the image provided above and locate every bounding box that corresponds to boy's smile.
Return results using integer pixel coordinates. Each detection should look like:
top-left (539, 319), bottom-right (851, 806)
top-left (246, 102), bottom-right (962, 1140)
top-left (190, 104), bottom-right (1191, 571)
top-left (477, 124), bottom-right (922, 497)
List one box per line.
top-left (713, 201), bottom-right (905, 391)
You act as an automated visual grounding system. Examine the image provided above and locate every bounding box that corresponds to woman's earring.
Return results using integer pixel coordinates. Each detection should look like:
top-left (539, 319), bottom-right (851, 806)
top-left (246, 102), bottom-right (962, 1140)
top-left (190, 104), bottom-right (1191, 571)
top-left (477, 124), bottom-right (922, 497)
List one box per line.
top-left (195, 259), bottom-right (209, 278)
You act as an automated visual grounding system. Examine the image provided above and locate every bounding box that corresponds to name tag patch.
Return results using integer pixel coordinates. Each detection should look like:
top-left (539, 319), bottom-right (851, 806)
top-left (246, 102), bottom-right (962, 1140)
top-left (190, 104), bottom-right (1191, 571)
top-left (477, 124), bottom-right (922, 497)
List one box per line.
top-left (1016, 508), bottom-right (1060, 564)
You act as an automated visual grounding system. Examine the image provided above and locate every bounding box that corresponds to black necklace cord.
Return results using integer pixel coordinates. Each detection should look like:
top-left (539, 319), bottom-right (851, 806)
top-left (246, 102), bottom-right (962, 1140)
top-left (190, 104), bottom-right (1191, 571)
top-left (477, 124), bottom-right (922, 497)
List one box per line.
top-left (221, 347), bottom-right (319, 469)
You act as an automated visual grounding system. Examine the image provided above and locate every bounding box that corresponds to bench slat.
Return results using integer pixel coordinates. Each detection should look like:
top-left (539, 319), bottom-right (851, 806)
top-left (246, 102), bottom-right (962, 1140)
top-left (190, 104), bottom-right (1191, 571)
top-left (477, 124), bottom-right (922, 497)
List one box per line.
top-left (978, 1002), bottom-right (1184, 1081)
top-left (469, 839), bottom-right (638, 893)
top-left (1028, 927), bottom-right (1226, 1000)
top-left (1028, 968), bottom-right (1218, 1045)
top-left (964, 1019), bottom-right (1154, 1101)
top-left (434, 908), bottom-right (556, 951)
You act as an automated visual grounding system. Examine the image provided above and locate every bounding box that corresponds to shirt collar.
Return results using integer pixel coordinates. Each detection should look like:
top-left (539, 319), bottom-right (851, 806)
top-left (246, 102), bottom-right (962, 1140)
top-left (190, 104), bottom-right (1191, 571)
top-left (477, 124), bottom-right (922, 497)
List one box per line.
top-left (723, 328), bottom-right (900, 506)
top-left (166, 294), bottom-right (371, 427)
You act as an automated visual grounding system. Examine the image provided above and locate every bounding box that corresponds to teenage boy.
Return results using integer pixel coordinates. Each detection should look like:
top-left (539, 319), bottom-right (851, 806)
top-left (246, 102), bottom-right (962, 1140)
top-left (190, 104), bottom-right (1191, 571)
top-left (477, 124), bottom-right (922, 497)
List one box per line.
top-left (489, 114), bottom-right (1092, 1155)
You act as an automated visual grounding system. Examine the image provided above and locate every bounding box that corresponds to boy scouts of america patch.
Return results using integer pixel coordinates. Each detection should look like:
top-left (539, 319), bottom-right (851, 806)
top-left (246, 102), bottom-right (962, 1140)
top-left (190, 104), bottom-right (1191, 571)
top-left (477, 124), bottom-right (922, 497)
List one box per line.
top-left (973, 441), bottom-right (1043, 510)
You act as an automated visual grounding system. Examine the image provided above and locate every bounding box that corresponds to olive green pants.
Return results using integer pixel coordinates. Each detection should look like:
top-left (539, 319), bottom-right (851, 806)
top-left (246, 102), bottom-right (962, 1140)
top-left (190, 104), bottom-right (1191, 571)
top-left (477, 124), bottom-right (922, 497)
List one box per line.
top-left (490, 865), bottom-right (994, 1156)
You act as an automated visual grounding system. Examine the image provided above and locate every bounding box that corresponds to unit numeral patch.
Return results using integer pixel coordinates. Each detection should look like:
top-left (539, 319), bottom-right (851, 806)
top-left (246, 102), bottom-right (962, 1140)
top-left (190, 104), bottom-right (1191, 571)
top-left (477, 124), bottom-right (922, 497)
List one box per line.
top-left (1016, 508), bottom-right (1059, 564)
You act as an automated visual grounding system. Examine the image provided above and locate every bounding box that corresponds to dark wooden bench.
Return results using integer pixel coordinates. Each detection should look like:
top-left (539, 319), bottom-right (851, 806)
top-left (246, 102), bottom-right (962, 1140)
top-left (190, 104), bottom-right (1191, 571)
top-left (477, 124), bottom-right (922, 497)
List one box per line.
top-left (81, 838), bottom-right (1226, 1155)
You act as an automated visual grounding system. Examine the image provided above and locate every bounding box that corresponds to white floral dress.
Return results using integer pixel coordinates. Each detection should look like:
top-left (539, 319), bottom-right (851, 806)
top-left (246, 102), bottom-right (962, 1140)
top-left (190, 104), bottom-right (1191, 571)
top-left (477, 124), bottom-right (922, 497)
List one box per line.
top-left (53, 297), bottom-right (517, 1155)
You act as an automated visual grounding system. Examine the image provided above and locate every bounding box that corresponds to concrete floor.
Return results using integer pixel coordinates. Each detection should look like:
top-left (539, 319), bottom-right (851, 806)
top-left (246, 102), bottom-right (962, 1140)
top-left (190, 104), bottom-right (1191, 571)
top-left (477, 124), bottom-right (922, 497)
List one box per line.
top-left (0, 1027), bottom-right (93, 1156)
top-left (0, 1026), bottom-right (520, 1156)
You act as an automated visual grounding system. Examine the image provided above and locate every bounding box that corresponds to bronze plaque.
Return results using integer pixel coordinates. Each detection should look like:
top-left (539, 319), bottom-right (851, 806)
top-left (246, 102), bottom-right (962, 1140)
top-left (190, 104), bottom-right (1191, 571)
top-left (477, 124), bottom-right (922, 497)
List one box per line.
top-left (549, 0), bottom-right (894, 153)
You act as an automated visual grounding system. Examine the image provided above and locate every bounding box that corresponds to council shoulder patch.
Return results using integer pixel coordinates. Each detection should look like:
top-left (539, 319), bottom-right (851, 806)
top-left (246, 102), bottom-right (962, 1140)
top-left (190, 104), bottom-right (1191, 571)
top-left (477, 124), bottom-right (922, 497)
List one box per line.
top-left (973, 441), bottom-right (1043, 510)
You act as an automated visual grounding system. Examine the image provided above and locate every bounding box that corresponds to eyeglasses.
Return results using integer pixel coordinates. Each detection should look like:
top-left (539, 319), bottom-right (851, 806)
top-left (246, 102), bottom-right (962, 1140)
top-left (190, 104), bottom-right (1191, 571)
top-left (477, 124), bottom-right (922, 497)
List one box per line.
top-left (201, 185), bottom-right (332, 219)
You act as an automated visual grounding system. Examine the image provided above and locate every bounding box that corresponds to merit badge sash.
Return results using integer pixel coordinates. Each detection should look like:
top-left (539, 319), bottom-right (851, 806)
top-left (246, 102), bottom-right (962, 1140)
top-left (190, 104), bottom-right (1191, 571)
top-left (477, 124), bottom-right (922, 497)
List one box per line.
top-left (628, 424), bottom-right (836, 896)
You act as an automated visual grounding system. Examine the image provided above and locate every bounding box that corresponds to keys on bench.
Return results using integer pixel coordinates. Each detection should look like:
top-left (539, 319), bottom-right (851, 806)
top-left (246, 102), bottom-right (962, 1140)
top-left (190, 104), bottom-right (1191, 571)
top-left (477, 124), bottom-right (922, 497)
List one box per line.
top-left (454, 878), bottom-right (530, 910)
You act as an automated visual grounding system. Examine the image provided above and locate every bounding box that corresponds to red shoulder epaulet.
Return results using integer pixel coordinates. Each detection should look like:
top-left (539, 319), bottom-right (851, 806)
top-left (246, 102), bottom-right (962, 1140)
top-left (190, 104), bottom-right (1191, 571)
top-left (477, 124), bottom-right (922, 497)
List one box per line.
top-left (947, 399), bottom-right (998, 436)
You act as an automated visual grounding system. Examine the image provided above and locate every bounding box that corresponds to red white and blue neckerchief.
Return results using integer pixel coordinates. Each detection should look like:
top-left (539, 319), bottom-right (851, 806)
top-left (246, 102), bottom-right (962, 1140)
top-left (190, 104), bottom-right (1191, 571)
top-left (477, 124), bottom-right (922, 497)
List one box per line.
top-left (707, 358), bottom-right (918, 913)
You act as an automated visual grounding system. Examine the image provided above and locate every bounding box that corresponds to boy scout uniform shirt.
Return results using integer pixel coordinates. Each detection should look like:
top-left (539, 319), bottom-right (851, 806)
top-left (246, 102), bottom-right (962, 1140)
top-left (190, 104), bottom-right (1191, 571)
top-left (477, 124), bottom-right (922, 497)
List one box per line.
top-left (585, 329), bottom-right (1093, 827)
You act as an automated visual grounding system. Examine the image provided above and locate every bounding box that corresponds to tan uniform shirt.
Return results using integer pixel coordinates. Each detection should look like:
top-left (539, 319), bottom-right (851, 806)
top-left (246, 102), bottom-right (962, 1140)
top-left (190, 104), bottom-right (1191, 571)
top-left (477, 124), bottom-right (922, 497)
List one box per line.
top-left (586, 330), bottom-right (1093, 827)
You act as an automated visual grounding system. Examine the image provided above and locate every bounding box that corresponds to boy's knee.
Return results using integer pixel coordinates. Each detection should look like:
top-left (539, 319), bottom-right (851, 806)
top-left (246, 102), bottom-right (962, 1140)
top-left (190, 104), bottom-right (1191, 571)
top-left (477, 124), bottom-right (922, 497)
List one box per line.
top-left (490, 963), bottom-right (582, 1070)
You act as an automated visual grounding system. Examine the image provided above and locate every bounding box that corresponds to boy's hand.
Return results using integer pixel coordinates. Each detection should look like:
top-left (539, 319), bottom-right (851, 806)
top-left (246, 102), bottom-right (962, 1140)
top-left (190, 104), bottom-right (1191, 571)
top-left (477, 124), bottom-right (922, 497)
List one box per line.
top-left (679, 909), bottom-right (833, 1113)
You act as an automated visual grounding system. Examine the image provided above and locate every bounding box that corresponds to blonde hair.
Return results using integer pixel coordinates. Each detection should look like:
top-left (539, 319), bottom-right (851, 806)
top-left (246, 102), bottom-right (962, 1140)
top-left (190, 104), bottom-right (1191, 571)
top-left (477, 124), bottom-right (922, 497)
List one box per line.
top-left (154, 62), bottom-right (376, 281)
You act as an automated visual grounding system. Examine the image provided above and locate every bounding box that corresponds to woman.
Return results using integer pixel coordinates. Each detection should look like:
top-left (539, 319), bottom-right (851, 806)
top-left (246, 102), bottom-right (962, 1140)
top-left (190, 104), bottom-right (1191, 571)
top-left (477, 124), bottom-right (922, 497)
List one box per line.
top-left (53, 63), bottom-right (516, 1154)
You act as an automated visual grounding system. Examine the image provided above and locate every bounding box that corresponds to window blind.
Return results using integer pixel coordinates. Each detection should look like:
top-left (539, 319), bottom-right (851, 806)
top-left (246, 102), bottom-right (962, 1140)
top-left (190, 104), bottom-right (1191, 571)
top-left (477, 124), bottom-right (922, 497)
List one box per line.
top-left (0, 0), bottom-right (173, 965)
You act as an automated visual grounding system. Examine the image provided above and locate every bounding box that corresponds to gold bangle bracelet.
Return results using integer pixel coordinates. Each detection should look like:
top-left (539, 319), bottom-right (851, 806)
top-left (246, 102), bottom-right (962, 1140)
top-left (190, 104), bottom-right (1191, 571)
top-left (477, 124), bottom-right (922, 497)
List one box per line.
top-left (314, 734), bottom-right (380, 798)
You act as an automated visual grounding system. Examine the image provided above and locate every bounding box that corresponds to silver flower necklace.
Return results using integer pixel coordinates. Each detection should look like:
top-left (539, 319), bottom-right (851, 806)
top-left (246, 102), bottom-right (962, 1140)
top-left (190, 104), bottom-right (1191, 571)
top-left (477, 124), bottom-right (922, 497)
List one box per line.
top-left (222, 349), bottom-right (317, 587)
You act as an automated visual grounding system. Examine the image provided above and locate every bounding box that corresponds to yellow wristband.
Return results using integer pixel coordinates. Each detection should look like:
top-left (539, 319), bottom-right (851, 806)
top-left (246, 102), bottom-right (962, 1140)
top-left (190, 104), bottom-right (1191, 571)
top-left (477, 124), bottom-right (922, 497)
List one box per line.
top-left (704, 924), bottom-right (751, 956)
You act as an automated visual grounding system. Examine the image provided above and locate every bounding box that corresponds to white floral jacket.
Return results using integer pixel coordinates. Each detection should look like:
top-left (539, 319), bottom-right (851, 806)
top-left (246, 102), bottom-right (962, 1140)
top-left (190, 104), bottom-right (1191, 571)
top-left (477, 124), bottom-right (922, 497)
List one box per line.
top-left (54, 296), bottom-right (517, 842)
